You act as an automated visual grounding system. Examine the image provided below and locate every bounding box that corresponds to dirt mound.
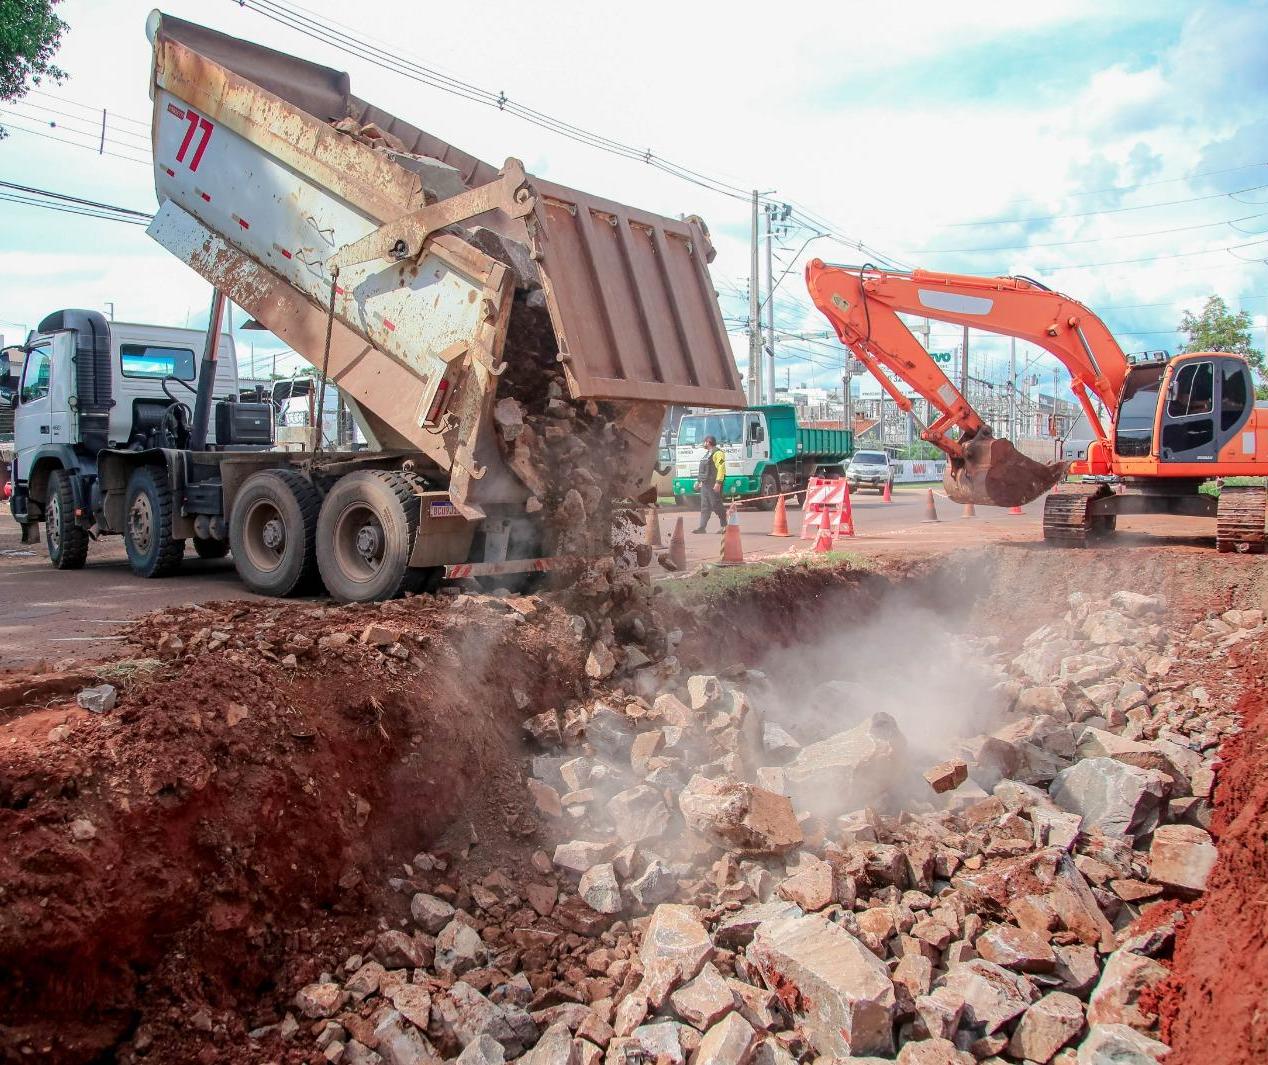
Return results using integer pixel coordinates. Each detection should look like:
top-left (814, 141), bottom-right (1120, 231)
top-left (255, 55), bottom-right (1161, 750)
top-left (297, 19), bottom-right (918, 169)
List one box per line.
top-left (0, 591), bottom-right (583, 1062)
top-left (1151, 634), bottom-right (1268, 1064)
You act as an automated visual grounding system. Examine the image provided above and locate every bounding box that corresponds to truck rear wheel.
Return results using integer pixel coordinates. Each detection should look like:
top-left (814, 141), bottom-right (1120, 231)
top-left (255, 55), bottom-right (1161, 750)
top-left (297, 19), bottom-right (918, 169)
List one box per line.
top-left (229, 469), bottom-right (321, 596)
top-left (45, 469), bottom-right (89, 570)
top-left (316, 470), bottom-right (423, 603)
top-left (124, 466), bottom-right (185, 577)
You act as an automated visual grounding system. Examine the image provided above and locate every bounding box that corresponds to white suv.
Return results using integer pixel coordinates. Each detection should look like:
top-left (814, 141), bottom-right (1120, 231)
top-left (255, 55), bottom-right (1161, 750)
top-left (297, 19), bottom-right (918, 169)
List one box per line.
top-left (846, 450), bottom-right (893, 493)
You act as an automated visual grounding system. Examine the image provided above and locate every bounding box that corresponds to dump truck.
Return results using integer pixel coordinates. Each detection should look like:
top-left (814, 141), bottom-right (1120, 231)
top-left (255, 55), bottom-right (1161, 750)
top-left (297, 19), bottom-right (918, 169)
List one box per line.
top-left (6, 12), bottom-right (744, 601)
top-left (672, 404), bottom-right (853, 509)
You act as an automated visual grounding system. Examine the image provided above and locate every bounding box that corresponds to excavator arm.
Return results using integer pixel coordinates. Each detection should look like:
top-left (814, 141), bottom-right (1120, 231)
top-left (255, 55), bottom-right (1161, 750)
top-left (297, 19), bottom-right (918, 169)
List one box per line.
top-left (805, 261), bottom-right (1133, 507)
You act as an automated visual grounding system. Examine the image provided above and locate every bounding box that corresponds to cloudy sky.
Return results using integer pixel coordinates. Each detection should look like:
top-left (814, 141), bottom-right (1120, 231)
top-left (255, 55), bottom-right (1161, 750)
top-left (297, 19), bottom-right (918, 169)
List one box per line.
top-left (2, 0), bottom-right (1266, 399)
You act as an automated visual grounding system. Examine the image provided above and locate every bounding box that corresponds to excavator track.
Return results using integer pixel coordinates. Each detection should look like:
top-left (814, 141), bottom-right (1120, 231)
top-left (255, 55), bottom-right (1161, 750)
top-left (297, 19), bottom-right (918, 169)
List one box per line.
top-left (1216, 484), bottom-right (1268, 554)
top-left (1043, 484), bottom-right (1115, 547)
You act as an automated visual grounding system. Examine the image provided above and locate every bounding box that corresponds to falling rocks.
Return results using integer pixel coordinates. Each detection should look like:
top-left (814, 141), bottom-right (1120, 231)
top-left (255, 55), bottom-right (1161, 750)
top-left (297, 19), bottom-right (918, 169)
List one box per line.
top-left (608, 785), bottom-right (670, 844)
top-left (896, 1038), bottom-right (975, 1064)
top-left (579, 863), bottom-right (622, 914)
top-left (713, 900), bottom-right (803, 949)
top-left (295, 982), bottom-right (346, 1019)
top-left (1075, 1023), bottom-right (1169, 1064)
top-left (1049, 757), bottom-right (1170, 841)
top-left (924, 759), bottom-right (969, 794)
top-left (585, 707), bottom-right (636, 759)
top-left (936, 959), bottom-right (1037, 1034)
top-left (679, 774), bottom-right (804, 855)
top-left (1086, 949), bottom-right (1168, 1031)
top-left (693, 1011), bottom-right (758, 1065)
top-left (436, 981), bottom-right (534, 1057)
top-left (783, 712), bottom-right (908, 812)
top-left (1008, 990), bottom-right (1085, 1063)
top-left (749, 913), bottom-right (895, 1058)
top-left (775, 857), bottom-right (835, 911)
top-left (554, 840), bottom-right (613, 874)
top-left (639, 904), bottom-right (715, 1008)
top-left (1149, 823), bottom-right (1218, 895)
top-left (586, 642), bottom-right (617, 680)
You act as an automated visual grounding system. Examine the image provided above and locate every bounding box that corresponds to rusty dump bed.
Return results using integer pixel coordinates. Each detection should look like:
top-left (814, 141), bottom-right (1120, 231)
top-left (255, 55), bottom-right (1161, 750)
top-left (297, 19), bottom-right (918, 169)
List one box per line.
top-left (144, 13), bottom-right (742, 411)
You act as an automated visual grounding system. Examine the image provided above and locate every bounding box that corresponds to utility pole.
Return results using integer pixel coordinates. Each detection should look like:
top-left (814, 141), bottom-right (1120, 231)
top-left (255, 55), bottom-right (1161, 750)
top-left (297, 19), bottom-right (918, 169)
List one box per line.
top-left (748, 190), bottom-right (761, 405)
top-left (1008, 337), bottom-right (1017, 440)
top-left (764, 202), bottom-right (776, 406)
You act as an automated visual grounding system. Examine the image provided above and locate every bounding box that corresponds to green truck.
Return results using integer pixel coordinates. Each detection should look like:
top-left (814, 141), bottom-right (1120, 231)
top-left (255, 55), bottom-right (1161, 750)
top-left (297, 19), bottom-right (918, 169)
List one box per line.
top-left (672, 404), bottom-right (853, 509)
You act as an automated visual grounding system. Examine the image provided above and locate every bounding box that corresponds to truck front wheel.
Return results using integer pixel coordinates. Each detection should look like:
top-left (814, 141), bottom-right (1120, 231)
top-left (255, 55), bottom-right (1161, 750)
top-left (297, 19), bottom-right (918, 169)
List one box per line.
top-left (757, 471), bottom-right (780, 511)
top-left (229, 469), bottom-right (321, 597)
top-left (45, 469), bottom-right (89, 570)
top-left (316, 470), bottom-right (423, 603)
top-left (124, 466), bottom-right (185, 578)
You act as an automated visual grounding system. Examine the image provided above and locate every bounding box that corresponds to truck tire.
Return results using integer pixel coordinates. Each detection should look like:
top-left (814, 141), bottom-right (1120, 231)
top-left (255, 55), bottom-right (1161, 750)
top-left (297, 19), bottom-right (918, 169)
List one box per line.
top-left (229, 469), bottom-right (321, 596)
top-left (316, 469), bottom-right (423, 603)
top-left (45, 469), bottom-right (89, 570)
top-left (757, 471), bottom-right (779, 511)
top-left (124, 465), bottom-right (185, 578)
top-left (193, 536), bottom-right (231, 560)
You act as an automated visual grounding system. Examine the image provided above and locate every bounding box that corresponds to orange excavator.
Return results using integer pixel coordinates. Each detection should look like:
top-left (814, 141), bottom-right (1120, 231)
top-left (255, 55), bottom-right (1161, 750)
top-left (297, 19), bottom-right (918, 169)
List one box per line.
top-left (805, 261), bottom-right (1268, 551)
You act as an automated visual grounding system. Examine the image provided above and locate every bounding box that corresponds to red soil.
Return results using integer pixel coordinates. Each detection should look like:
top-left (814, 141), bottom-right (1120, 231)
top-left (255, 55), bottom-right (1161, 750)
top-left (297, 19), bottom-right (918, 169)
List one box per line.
top-left (1153, 636), bottom-right (1268, 1064)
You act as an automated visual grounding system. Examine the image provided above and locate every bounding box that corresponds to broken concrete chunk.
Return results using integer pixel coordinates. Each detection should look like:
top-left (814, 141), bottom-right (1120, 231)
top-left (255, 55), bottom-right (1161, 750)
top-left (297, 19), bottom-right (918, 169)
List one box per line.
top-left (1009, 990), bottom-right (1085, 1064)
top-left (608, 785), bottom-right (670, 843)
top-left (783, 712), bottom-right (908, 813)
top-left (553, 840), bottom-right (612, 874)
top-left (586, 642), bottom-right (617, 680)
top-left (924, 759), bottom-right (969, 794)
top-left (976, 924), bottom-right (1057, 973)
top-left (775, 857), bottom-right (835, 911)
top-left (936, 959), bottom-right (1037, 1034)
top-left (435, 918), bottom-right (487, 977)
top-left (749, 913), bottom-right (895, 1057)
top-left (1075, 1022), bottom-right (1169, 1064)
top-left (693, 1011), bottom-right (757, 1065)
top-left (1086, 949), bottom-right (1167, 1031)
top-left (669, 963), bottom-right (737, 1030)
top-left (639, 904), bottom-right (714, 1008)
top-left (713, 900), bottom-right (802, 949)
top-left (372, 1009), bottom-right (438, 1065)
top-left (294, 982), bottom-right (345, 1019)
top-left (626, 859), bottom-right (678, 907)
top-left (686, 674), bottom-right (723, 710)
top-left (896, 1038), bottom-right (975, 1064)
top-left (679, 774), bottom-right (803, 855)
top-left (410, 892), bottom-right (456, 934)
top-left (579, 863), bottom-right (622, 915)
top-left (76, 683), bottom-right (117, 714)
top-left (1149, 823), bottom-right (1217, 895)
top-left (1049, 758), bottom-right (1170, 841)
top-left (456, 1034), bottom-right (506, 1065)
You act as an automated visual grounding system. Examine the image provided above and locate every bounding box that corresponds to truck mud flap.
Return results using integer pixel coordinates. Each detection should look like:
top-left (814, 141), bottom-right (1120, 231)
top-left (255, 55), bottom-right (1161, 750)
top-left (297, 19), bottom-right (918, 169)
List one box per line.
top-left (443, 557), bottom-right (557, 579)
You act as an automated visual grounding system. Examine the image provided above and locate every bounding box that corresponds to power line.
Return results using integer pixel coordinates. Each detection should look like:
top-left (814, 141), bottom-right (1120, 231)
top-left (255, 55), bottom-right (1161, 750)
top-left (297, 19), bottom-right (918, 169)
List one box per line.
top-left (6, 99), bottom-right (152, 147)
top-left (913, 212), bottom-right (1268, 255)
top-left (1046, 236), bottom-right (1268, 271)
top-left (26, 87), bottom-right (150, 129)
top-left (0, 193), bottom-right (151, 225)
top-left (0, 179), bottom-right (153, 219)
top-left (0, 116), bottom-right (150, 165)
top-left (945, 182), bottom-right (1268, 228)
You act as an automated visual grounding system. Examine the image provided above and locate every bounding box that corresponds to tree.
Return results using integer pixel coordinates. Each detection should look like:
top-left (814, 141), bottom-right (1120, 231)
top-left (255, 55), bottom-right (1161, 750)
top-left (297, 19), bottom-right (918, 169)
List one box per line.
top-left (1179, 295), bottom-right (1266, 399)
top-left (0, 0), bottom-right (68, 140)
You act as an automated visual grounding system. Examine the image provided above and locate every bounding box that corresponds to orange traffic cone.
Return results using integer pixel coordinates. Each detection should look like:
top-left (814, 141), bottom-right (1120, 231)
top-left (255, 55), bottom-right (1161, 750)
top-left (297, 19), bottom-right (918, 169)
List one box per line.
top-left (812, 523), bottom-right (835, 553)
top-left (720, 506), bottom-right (745, 565)
top-left (645, 506), bottom-right (663, 547)
top-left (1008, 505), bottom-right (1024, 516)
top-left (770, 494), bottom-right (792, 537)
top-left (962, 502), bottom-right (976, 519)
top-left (668, 516), bottom-right (686, 569)
top-left (921, 489), bottom-right (940, 523)
top-left (882, 481), bottom-right (892, 503)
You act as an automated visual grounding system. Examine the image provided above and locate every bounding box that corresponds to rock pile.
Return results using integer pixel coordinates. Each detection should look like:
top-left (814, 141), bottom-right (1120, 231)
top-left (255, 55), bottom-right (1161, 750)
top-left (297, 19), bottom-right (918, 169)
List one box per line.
top-left (274, 591), bottom-right (1251, 1064)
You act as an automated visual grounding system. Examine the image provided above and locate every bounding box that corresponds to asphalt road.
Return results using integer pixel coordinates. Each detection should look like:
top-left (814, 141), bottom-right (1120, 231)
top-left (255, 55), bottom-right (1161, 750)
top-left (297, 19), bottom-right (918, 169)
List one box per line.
top-left (0, 483), bottom-right (1218, 669)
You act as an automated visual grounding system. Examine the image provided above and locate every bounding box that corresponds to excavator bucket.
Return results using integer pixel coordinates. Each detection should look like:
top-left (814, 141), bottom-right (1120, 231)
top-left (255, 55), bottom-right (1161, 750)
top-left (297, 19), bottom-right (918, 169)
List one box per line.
top-left (943, 427), bottom-right (1068, 508)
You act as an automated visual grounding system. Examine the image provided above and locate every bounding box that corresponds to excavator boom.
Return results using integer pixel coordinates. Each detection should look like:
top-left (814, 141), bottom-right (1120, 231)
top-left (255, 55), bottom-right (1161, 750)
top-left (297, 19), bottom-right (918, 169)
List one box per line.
top-left (805, 261), bottom-right (1133, 507)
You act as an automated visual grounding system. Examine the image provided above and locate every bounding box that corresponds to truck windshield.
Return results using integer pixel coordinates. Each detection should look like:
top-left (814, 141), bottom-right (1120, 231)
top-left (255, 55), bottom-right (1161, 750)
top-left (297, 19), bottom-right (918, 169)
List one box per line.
top-left (677, 413), bottom-right (743, 446)
top-left (853, 451), bottom-right (886, 464)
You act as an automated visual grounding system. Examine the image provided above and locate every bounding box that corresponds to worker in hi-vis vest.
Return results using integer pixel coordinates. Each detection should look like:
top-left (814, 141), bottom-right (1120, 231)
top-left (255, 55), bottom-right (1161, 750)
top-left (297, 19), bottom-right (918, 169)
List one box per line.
top-left (694, 435), bottom-right (727, 533)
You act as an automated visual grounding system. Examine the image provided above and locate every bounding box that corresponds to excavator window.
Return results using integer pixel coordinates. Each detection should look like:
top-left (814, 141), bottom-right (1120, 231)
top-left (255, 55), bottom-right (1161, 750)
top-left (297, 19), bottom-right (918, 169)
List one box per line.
top-left (1114, 363), bottom-right (1165, 457)
top-left (1222, 362), bottom-right (1249, 431)
top-left (1167, 362), bottom-right (1213, 419)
